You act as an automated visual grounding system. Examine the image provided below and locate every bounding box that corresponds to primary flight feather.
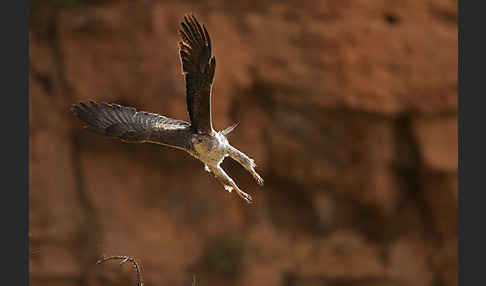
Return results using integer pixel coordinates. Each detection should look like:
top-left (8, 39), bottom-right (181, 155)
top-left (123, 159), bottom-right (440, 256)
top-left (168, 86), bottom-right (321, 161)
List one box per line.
top-left (72, 13), bottom-right (263, 203)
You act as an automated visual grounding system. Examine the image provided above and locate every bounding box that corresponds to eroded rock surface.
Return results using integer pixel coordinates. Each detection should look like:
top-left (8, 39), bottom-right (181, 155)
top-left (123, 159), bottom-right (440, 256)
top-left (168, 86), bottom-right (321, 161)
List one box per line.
top-left (30, 1), bottom-right (457, 285)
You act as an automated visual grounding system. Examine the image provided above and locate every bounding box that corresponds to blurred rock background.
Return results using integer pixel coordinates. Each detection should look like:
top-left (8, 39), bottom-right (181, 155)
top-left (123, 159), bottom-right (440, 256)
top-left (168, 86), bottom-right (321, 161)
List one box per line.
top-left (29, 0), bottom-right (457, 285)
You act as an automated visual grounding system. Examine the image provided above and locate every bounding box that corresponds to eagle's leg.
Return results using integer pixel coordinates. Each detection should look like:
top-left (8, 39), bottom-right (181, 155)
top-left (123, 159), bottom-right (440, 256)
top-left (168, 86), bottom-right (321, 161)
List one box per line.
top-left (228, 146), bottom-right (264, 186)
top-left (210, 165), bottom-right (253, 204)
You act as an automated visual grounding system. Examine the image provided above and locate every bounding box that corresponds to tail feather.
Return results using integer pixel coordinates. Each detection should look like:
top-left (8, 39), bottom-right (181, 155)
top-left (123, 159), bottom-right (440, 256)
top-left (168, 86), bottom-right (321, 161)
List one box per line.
top-left (221, 122), bottom-right (239, 136)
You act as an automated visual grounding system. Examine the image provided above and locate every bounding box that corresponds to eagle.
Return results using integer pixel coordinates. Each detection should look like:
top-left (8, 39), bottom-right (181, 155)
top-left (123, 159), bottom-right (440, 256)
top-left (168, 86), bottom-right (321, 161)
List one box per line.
top-left (71, 14), bottom-right (263, 203)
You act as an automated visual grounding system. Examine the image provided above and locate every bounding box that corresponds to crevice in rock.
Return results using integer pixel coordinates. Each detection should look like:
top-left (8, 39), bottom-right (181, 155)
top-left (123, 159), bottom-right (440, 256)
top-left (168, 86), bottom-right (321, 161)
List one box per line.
top-left (30, 66), bottom-right (54, 95)
top-left (70, 130), bottom-right (103, 286)
top-left (31, 1), bottom-right (76, 107)
top-left (428, 4), bottom-right (457, 25)
top-left (392, 114), bottom-right (437, 240)
top-left (383, 12), bottom-right (400, 26)
top-left (262, 173), bottom-right (325, 236)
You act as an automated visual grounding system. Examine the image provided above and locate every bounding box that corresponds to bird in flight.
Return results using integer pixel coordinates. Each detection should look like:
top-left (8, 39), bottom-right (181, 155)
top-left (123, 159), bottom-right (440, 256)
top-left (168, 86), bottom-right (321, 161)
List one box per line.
top-left (72, 14), bottom-right (263, 203)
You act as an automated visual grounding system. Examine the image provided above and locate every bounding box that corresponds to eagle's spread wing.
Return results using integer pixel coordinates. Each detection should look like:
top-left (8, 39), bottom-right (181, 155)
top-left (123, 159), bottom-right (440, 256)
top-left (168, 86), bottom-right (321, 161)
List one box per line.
top-left (179, 14), bottom-right (216, 134)
top-left (72, 101), bottom-right (192, 150)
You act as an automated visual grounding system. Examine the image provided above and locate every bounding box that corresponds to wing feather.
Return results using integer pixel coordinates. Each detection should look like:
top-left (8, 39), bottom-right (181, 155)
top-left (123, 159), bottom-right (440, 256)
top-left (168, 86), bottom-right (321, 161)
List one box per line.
top-left (72, 101), bottom-right (192, 150)
top-left (178, 14), bottom-right (216, 134)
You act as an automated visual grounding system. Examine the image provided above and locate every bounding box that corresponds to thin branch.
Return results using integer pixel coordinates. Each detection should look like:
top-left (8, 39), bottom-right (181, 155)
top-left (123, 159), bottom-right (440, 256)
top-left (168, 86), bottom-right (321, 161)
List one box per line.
top-left (97, 255), bottom-right (144, 286)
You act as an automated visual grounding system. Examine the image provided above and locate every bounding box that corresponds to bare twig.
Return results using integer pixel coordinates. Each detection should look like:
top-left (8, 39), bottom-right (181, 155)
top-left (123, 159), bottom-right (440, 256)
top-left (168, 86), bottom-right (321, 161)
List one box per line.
top-left (97, 255), bottom-right (144, 286)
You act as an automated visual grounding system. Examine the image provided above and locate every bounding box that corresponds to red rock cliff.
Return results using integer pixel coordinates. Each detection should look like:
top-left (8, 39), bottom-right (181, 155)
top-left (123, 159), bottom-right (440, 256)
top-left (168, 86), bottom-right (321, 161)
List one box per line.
top-left (30, 1), bottom-right (457, 285)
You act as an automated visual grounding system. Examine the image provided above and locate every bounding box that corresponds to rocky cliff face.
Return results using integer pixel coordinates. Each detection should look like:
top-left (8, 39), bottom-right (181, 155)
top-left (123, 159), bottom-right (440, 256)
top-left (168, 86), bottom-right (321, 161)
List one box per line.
top-left (30, 1), bottom-right (457, 285)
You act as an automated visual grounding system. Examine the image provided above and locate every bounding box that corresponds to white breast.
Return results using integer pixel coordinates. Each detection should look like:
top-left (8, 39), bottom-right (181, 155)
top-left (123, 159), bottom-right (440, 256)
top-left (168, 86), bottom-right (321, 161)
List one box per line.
top-left (193, 132), bottom-right (230, 167)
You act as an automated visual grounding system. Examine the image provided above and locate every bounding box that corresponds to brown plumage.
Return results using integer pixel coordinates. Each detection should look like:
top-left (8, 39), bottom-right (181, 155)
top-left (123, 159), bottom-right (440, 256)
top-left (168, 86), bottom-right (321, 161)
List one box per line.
top-left (179, 14), bottom-right (216, 134)
top-left (72, 101), bottom-right (192, 150)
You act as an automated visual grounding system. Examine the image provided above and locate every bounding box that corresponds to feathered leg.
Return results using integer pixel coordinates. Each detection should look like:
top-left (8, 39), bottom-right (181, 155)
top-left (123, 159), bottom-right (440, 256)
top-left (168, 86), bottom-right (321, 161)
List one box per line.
top-left (228, 146), bottom-right (264, 186)
top-left (210, 165), bottom-right (252, 204)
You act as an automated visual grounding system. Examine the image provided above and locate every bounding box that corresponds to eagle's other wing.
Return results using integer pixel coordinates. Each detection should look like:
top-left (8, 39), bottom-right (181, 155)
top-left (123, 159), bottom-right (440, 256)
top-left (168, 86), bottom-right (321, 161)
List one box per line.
top-left (178, 14), bottom-right (216, 135)
top-left (72, 101), bottom-right (192, 151)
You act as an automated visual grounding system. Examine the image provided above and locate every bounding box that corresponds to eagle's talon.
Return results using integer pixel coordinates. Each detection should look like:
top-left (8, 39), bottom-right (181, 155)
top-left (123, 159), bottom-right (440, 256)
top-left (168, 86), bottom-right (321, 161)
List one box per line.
top-left (236, 190), bottom-right (252, 204)
top-left (255, 175), bottom-right (264, 186)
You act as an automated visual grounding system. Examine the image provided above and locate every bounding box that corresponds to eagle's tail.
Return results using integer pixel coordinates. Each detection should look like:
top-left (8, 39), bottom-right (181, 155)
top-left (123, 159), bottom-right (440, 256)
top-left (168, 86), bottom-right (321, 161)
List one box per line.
top-left (71, 101), bottom-right (148, 143)
top-left (221, 122), bottom-right (239, 136)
